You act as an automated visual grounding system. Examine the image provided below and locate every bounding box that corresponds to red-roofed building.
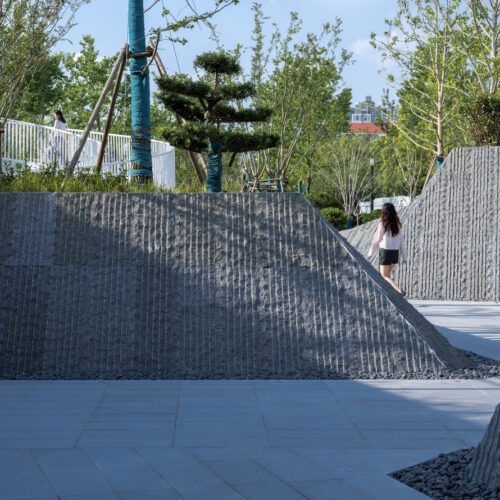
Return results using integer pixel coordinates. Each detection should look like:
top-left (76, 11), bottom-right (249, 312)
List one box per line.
top-left (349, 122), bottom-right (385, 135)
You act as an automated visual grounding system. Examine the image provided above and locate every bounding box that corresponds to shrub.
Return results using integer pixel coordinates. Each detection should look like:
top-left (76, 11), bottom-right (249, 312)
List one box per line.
top-left (462, 95), bottom-right (500, 146)
top-left (305, 192), bottom-right (343, 211)
top-left (359, 209), bottom-right (381, 225)
top-left (320, 207), bottom-right (347, 230)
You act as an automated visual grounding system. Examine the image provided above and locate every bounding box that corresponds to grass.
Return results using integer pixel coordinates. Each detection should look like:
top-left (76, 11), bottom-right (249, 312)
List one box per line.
top-left (0, 162), bottom-right (177, 193)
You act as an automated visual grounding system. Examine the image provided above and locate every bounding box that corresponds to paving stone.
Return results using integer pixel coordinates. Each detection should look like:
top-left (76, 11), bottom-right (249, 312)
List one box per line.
top-left (32, 449), bottom-right (113, 496)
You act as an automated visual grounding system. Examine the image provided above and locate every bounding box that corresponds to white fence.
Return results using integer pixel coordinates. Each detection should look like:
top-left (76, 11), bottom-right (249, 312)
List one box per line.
top-left (1, 119), bottom-right (175, 188)
top-left (358, 196), bottom-right (411, 214)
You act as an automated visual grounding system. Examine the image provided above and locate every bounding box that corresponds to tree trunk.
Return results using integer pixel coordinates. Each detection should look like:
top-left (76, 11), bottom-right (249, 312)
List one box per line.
top-left (129, 0), bottom-right (152, 184)
top-left (206, 140), bottom-right (222, 192)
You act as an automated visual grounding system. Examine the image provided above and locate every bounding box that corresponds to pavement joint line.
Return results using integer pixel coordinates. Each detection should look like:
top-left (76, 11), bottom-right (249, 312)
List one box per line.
top-left (321, 380), bottom-right (369, 446)
top-left (169, 380), bottom-right (182, 448)
top-left (251, 381), bottom-right (272, 447)
top-left (74, 381), bottom-right (110, 448)
top-left (80, 446), bottom-right (123, 495)
top-left (29, 448), bottom-right (59, 498)
top-left (236, 447), bottom-right (310, 499)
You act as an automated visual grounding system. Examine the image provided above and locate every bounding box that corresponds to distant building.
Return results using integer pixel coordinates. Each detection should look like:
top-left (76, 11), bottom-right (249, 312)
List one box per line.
top-left (349, 96), bottom-right (386, 136)
top-left (350, 96), bottom-right (379, 124)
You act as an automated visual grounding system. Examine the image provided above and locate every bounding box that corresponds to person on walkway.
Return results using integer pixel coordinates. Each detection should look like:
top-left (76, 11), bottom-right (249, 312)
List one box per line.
top-left (368, 202), bottom-right (408, 295)
top-left (48, 110), bottom-right (67, 168)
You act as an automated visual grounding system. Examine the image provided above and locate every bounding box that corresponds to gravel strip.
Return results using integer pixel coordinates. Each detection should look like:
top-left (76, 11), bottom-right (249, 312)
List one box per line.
top-left (1, 351), bottom-right (499, 380)
top-left (391, 448), bottom-right (500, 499)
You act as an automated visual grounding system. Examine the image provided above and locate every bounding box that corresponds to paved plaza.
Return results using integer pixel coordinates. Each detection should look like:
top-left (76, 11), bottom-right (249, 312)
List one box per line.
top-left (1, 301), bottom-right (499, 500)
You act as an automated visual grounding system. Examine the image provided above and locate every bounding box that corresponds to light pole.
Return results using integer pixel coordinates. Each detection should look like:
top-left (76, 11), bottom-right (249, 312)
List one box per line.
top-left (370, 156), bottom-right (375, 212)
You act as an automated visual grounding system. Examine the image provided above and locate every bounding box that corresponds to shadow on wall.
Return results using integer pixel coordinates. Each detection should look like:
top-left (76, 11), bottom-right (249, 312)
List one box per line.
top-left (0, 193), bottom-right (462, 379)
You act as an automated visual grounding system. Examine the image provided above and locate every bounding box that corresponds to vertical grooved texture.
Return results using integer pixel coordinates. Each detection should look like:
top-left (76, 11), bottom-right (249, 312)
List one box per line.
top-left (342, 147), bottom-right (500, 301)
top-left (0, 192), bottom-right (469, 378)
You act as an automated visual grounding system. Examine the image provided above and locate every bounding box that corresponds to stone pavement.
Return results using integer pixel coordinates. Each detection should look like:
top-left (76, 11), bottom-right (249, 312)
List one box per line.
top-left (411, 300), bottom-right (500, 361)
top-left (1, 301), bottom-right (499, 500)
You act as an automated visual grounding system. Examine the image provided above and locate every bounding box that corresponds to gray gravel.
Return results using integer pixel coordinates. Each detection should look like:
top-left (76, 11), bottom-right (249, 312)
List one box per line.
top-left (1, 350), bottom-right (498, 381)
top-left (391, 447), bottom-right (500, 499)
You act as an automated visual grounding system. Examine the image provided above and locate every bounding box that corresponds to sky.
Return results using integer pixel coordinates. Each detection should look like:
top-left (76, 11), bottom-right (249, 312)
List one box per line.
top-left (54, 0), bottom-right (398, 105)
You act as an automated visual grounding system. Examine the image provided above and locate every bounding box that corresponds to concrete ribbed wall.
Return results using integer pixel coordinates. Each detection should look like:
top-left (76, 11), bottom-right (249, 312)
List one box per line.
top-left (469, 403), bottom-right (500, 488)
top-left (342, 147), bottom-right (500, 301)
top-left (0, 192), bottom-right (469, 379)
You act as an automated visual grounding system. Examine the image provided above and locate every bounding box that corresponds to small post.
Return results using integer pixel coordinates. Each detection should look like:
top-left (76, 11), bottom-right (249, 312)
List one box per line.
top-left (276, 175), bottom-right (281, 192)
top-left (305, 185), bottom-right (310, 194)
top-left (298, 179), bottom-right (303, 194)
top-left (63, 46), bottom-right (127, 186)
top-left (0, 126), bottom-right (4, 175)
top-left (370, 156), bottom-right (375, 212)
top-left (436, 154), bottom-right (444, 170)
top-left (347, 212), bottom-right (354, 229)
top-left (96, 46), bottom-right (129, 174)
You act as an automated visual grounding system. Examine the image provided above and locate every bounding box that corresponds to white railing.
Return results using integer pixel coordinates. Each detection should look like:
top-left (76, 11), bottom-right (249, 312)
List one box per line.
top-left (1, 119), bottom-right (176, 188)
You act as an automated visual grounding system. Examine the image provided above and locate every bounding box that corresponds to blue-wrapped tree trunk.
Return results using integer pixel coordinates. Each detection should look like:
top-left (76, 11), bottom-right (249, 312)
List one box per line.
top-left (129, 0), bottom-right (152, 182)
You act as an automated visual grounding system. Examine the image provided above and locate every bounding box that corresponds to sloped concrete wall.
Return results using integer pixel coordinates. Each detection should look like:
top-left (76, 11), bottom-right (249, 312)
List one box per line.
top-left (469, 403), bottom-right (500, 488)
top-left (342, 147), bottom-right (500, 301)
top-left (0, 193), bottom-right (469, 378)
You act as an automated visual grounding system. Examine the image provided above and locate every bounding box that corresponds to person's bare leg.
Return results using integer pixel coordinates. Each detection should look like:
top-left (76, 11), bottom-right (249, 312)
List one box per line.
top-left (379, 264), bottom-right (401, 293)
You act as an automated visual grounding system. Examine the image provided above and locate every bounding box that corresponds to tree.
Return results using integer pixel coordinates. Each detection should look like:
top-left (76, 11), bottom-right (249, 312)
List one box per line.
top-left (371, 0), bottom-right (465, 159)
top-left (441, 0), bottom-right (500, 95)
top-left (157, 51), bottom-right (279, 192)
top-left (61, 36), bottom-right (124, 131)
top-left (320, 135), bottom-right (374, 227)
top-left (0, 0), bottom-right (88, 171)
top-left (129, 0), bottom-right (152, 183)
top-left (12, 53), bottom-right (66, 125)
top-left (240, 3), bottom-right (352, 191)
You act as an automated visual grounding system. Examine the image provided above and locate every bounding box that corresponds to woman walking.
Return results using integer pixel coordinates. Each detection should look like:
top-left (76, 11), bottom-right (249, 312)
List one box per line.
top-left (48, 110), bottom-right (67, 168)
top-left (368, 203), bottom-right (408, 295)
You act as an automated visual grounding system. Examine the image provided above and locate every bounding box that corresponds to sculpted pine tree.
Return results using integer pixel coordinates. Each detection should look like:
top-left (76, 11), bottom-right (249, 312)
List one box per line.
top-left (157, 51), bottom-right (279, 192)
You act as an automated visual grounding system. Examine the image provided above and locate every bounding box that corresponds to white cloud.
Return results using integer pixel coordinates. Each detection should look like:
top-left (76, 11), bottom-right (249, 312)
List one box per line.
top-left (351, 38), bottom-right (374, 58)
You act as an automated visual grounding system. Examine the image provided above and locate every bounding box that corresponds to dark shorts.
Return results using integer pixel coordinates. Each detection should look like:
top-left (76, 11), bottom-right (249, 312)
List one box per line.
top-left (379, 249), bottom-right (399, 266)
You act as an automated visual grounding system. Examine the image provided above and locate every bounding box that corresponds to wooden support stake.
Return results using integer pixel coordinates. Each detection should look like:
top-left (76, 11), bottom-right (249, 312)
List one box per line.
top-left (62, 45), bottom-right (128, 186)
top-left (96, 45), bottom-right (129, 175)
top-left (149, 41), bottom-right (208, 186)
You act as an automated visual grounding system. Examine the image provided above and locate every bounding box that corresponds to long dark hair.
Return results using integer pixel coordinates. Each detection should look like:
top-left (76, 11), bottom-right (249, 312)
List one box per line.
top-left (380, 203), bottom-right (401, 236)
top-left (55, 110), bottom-right (66, 124)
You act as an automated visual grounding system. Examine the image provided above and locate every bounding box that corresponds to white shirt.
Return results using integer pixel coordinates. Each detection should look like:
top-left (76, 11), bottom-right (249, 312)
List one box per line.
top-left (368, 222), bottom-right (408, 261)
top-left (54, 119), bottom-right (66, 132)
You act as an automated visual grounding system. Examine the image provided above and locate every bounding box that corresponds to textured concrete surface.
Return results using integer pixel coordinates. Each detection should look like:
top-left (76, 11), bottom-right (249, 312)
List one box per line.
top-left (0, 192), bottom-right (469, 378)
top-left (1, 378), bottom-right (500, 500)
top-left (411, 300), bottom-right (500, 361)
top-left (341, 147), bottom-right (500, 301)
top-left (469, 403), bottom-right (500, 489)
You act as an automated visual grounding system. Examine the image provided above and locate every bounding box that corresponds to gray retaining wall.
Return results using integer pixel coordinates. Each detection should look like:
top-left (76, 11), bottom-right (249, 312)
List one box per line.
top-left (469, 403), bottom-right (500, 489)
top-left (0, 192), bottom-right (469, 378)
top-left (342, 147), bottom-right (500, 301)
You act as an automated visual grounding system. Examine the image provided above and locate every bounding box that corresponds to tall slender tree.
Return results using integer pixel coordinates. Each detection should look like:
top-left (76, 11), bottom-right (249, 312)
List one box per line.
top-left (129, 0), bottom-right (152, 183)
top-left (158, 51), bottom-right (279, 192)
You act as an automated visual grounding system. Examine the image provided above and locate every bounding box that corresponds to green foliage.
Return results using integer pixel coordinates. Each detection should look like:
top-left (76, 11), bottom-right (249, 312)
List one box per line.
top-left (462, 95), bottom-right (500, 146)
top-left (304, 192), bottom-right (343, 211)
top-left (359, 210), bottom-right (381, 225)
top-left (158, 50), bottom-right (278, 155)
top-left (12, 53), bottom-right (66, 124)
top-left (194, 51), bottom-right (241, 75)
top-left (320, 207), bottom-right (347, 231)
top-left (240, 4), bottom-right (353, 190)
top-left (60, 35), bottom-right (131, 133)
top-left (161, 121), bottom-right (279, 153)
top-left (0, 162), bottom-right (169, 192)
